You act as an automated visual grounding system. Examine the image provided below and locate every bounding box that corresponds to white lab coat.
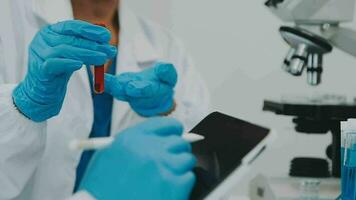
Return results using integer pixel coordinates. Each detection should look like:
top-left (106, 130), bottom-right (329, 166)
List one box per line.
top-left (0, 0), bottom-right (210, 199)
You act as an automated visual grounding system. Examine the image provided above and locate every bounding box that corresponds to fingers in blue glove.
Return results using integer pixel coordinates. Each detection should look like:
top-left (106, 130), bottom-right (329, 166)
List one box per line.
top-left (125, 80), bottom-right (172, 98)
top-left (49, 20), bottom-right (111, 43)
top-left (41, 58), bottom-right (83, 78)
top-left (104, 63), bottom-right (177, 99)
top-left (174, 172), bottom-right (197, 200)
top-left (154, 62), bottom-right (178, 87)
top-left (163, 152), bottom-right (196, 175)
top-left (128, 92), bottom-right (174, 116)
top-left (158, 169), bottom-right (196, 200)
top-left (104, 73), bottom-right (128, 101)
top-left (177, 172), bottom-right (196, 187)
top-left (32, 44), bottom-right (108, 66)
top-left (41, 27), bottom-right (117, 58)
top-left (167, 138), bottom-right (192, 153)
top-left (137, 62), bottom-right (178, 86)
top-left (104, 62), bottom-right (177, 116)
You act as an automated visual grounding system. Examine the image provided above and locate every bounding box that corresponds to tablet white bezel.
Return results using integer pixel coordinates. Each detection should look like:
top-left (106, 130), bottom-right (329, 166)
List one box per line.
top-left (204, 129), bottom-right (277, 200)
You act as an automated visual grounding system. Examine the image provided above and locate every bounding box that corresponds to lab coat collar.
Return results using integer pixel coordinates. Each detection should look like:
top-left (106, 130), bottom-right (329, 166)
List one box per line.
top-left (31, 0), bottom-right (73, 24)
top-left (31, 0), bottom-right (159, 64)
top-left (120, 4), bottom-right (160, 64)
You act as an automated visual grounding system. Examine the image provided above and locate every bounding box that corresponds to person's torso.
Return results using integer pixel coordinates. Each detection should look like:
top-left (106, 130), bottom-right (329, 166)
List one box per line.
top-left (0, 1), bottom-right (186, 199)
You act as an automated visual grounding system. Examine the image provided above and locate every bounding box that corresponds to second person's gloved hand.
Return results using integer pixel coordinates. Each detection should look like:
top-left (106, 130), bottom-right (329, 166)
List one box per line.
top-left (12, 20), bottom-right (117, 122)
top-left (79, 117), bottom-right (197, 200)
top-left (105, 62), bottom-right (178, 117)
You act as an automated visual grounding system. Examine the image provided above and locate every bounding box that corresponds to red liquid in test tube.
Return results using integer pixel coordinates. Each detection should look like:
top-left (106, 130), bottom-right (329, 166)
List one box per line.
top-left (94, 23), bottom-right (106, 94)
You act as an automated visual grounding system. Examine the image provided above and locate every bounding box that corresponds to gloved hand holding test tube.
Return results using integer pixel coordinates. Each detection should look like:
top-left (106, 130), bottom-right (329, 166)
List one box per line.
top-left (70, 133), bottom-right (204, 151)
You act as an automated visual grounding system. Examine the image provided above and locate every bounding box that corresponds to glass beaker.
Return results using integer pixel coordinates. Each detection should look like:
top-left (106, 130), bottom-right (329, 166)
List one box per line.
top-left (342, 131), bottom-right (356, 200)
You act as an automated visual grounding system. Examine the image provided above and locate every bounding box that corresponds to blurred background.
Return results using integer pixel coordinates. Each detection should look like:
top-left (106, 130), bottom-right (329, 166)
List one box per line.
top-left (128, 0), bottom-right (356, 197)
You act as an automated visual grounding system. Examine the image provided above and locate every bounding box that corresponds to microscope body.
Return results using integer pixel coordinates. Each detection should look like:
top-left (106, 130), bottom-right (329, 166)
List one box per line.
top-left (263, 0), bottom-right (356, 179)
top-left (267, 0), bottom-right (355, 24)
top-left (266, 0), bottom-right (356, 85)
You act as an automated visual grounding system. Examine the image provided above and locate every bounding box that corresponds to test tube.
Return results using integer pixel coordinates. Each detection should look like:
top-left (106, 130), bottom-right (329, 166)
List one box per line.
top-left (94, 23), bottom-right (106, 94)
top-left (342, 123), bottom-right (356, 200)
top-left (341, 121), bottom-right (347, 195)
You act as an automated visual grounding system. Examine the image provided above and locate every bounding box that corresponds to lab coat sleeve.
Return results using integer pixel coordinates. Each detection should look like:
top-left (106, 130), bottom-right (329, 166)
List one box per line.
top-left (0, 84), bottom-right (46, 200)
top-left (167, 37), bottom-right (211, 131)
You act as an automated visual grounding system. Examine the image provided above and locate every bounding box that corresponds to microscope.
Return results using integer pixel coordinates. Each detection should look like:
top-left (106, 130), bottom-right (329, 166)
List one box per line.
top-left (263, 0), bottom-right (356, 178)
top-left (265, 0), bottom-right (356, 86)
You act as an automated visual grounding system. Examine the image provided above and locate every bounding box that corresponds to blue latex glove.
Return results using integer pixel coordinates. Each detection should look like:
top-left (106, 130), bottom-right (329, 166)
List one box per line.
top-left (105, 62), bottom-right (177, 117)
top-left (79, 117), bottom-right (196, 200)
top-left (12, 20), bottom-right (117, 122)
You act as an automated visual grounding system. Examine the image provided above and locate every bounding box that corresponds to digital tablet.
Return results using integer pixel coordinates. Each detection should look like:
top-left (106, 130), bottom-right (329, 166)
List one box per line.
top-left (189, 112), bottom-right (275, 200)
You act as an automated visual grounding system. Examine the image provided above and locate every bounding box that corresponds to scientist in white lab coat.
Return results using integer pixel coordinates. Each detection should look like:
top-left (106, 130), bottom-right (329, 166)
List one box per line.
top-left (0, 0), bottom-right (210, 199)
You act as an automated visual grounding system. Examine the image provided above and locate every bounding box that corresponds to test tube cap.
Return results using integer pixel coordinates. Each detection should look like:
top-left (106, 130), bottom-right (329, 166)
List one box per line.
top-left (346, 119), bottom-right (356, 132)
top-left (341, 121), bottom-right (347, 131)
top-left (341, 121), bottom-right (348, 147)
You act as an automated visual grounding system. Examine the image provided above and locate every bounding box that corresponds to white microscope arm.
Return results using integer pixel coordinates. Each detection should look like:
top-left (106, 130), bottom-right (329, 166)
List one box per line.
top-left (299, 25), bottom-right (356, 58)
top-left (326, 27), bottom-right (356, 57)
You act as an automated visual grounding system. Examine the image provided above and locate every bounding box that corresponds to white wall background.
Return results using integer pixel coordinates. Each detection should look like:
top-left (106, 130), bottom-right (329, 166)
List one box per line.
top-left (128, 0), bottom-right (356, 197)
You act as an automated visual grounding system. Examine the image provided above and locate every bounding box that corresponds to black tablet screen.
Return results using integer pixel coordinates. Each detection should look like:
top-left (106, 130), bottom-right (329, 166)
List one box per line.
top-left (189, 112), bottom-right (270, 200)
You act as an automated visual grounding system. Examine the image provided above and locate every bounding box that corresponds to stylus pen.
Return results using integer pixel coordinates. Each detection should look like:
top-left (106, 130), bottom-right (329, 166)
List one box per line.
top-left (69, 133), bottom-right (205, 151)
